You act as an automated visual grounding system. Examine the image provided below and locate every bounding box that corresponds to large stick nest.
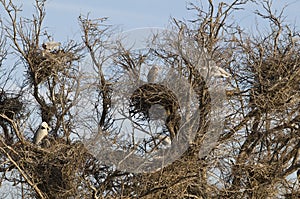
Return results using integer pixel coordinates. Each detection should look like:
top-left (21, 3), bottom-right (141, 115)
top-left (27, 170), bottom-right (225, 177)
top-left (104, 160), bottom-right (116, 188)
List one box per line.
top-left (26, 47), bottom-right (81, 85)
top-left (0, 91), bottom-right (23, 120)
top-left (251, 55), bottom-right (300, 111)
top-left (12, 140), bottom-right (91, 198)
top-left (129, 83), bottom-right (181, 139)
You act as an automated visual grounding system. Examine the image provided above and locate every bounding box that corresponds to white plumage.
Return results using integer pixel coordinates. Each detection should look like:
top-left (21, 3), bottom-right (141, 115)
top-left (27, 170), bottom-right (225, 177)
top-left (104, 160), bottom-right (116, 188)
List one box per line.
top-left (157, 135), bottom-right (171, 146)
top-left (33, 122), bottom-right (51, 145)
top-left (42, 41), bottom-right (61, 51)
top-left (207, 60), bottom-right (231, 78)
top-left (212, 66), bottom-right (231, 78)
top-left (147, 66), bottom-right (159, 83)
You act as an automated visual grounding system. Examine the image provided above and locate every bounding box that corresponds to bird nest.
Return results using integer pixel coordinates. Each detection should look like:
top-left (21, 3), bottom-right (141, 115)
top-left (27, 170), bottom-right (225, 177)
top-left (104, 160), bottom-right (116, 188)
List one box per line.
top-left (130, 83), bottom-right (180, 119)
top-left (0, 91), bottom-right (23, 120)
top-left (251, 56), bottom-right (300, 111)
top-left (129, 83), bottom-right (181, 139)
top-left (26, 48), bottom-right (79, 85)
top-left (14, 140), bottom-right (90, 198)
top-left (251, 87), bottom-right (298, 111)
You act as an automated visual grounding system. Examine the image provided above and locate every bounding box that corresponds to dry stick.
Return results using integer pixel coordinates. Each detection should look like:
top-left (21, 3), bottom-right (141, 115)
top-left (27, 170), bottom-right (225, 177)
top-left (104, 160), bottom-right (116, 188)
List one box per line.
top-left (0, 114), bottom-right (24, 143)
top-left (0, 140), bottom-right (46, 199)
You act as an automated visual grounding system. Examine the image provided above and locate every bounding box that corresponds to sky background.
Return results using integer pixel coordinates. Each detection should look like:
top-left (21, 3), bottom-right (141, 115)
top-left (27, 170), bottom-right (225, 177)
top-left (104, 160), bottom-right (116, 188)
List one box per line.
top-left (12, 0), bottom-right (300, 42)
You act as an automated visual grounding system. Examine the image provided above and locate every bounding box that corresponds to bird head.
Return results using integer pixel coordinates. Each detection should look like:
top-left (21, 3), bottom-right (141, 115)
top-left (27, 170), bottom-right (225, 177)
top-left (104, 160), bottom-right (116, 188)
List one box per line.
top-left (41, 122), bottom-right (51, 131)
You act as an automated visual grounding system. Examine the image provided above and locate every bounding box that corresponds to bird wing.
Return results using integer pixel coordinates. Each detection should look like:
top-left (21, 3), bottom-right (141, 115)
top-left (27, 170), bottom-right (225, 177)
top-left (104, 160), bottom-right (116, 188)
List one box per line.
top-left (216, 66), bottom-right (231, 78)
top-left (147, 66), bottom-right (158, 83)
top-left (33, 128), bottom-right (48, 144)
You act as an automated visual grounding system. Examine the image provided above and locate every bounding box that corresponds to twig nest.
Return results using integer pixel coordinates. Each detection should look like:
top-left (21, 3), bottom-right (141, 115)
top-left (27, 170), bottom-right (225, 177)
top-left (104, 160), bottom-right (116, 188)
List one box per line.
top-left (130, 83), bottom-right (181, 139)
top-left (26, 46), bottom-right (81, 85)
top-left (0, 91), bottom-right (23, 120)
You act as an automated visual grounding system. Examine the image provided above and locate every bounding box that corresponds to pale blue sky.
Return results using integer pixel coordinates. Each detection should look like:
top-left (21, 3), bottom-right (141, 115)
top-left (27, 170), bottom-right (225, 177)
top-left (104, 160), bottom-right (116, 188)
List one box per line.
top-left (14, 0), bottom-right (300, 41)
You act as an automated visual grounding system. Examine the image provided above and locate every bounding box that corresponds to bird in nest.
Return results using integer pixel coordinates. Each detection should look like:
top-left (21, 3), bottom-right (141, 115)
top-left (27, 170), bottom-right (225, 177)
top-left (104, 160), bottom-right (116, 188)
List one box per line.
top-left (33, 121), bottom-right (51, 145)
top-left (203, 60), bottom-right (231, 78)
top-left (147, 66), bottom-right (159, 83)
top-left (42, 41), bottom-right (61, 52)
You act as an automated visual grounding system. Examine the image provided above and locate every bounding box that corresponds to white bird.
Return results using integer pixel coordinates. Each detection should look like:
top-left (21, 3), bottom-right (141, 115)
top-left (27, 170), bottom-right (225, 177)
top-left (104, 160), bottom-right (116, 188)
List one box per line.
top-left (147, 66), bottom-right (159, 83)
top-left (207, 61), bottom-right (231, 78)
top-left (157, 135), bottom-right (171, 146)
top-left (212, 66), bottom-right (231, 78)
top-left (33, 122), bottom-right (51, 145)
top-left (42, 41), bottom-right (61, 51)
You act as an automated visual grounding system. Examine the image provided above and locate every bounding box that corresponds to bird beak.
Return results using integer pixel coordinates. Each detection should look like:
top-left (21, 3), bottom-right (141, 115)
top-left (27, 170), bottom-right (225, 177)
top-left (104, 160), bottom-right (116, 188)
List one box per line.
top-left (48, 127), bottom-right (51, 131)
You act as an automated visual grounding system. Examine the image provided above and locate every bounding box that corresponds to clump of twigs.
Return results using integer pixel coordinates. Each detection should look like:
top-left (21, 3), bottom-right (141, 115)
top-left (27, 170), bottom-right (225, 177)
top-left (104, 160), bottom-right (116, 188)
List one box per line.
top-left (250, 52), bottom-right (300, 111)
top-left (0, 90), bottom-right (23, 120)
top-left (130, 83), bottom-right (181, 140)
top-left (15, 140), bottom-right (90, 198)
top-left (26, 44), bottom-right (82, 85)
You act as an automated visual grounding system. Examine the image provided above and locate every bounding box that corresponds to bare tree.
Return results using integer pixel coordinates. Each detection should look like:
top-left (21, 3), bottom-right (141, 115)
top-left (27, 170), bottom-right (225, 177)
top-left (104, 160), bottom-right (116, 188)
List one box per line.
top-left (0, 0), bottom-right (300, 198)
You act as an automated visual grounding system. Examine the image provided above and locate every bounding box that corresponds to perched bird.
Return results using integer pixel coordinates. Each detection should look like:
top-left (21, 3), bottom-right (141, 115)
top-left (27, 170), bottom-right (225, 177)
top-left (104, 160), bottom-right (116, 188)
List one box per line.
top-left (42, 41), bottom-right (61, 52)
top-left (211, 65), bottom-right (231, 78)
top-left (202, 61), bottom-right (231, 78)
top-left (157, 135), bottom-right (171, 146)
top-left (147, 66), bottom-right (159, 83)
top-left (33, 122), bottom-right (51, 145)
